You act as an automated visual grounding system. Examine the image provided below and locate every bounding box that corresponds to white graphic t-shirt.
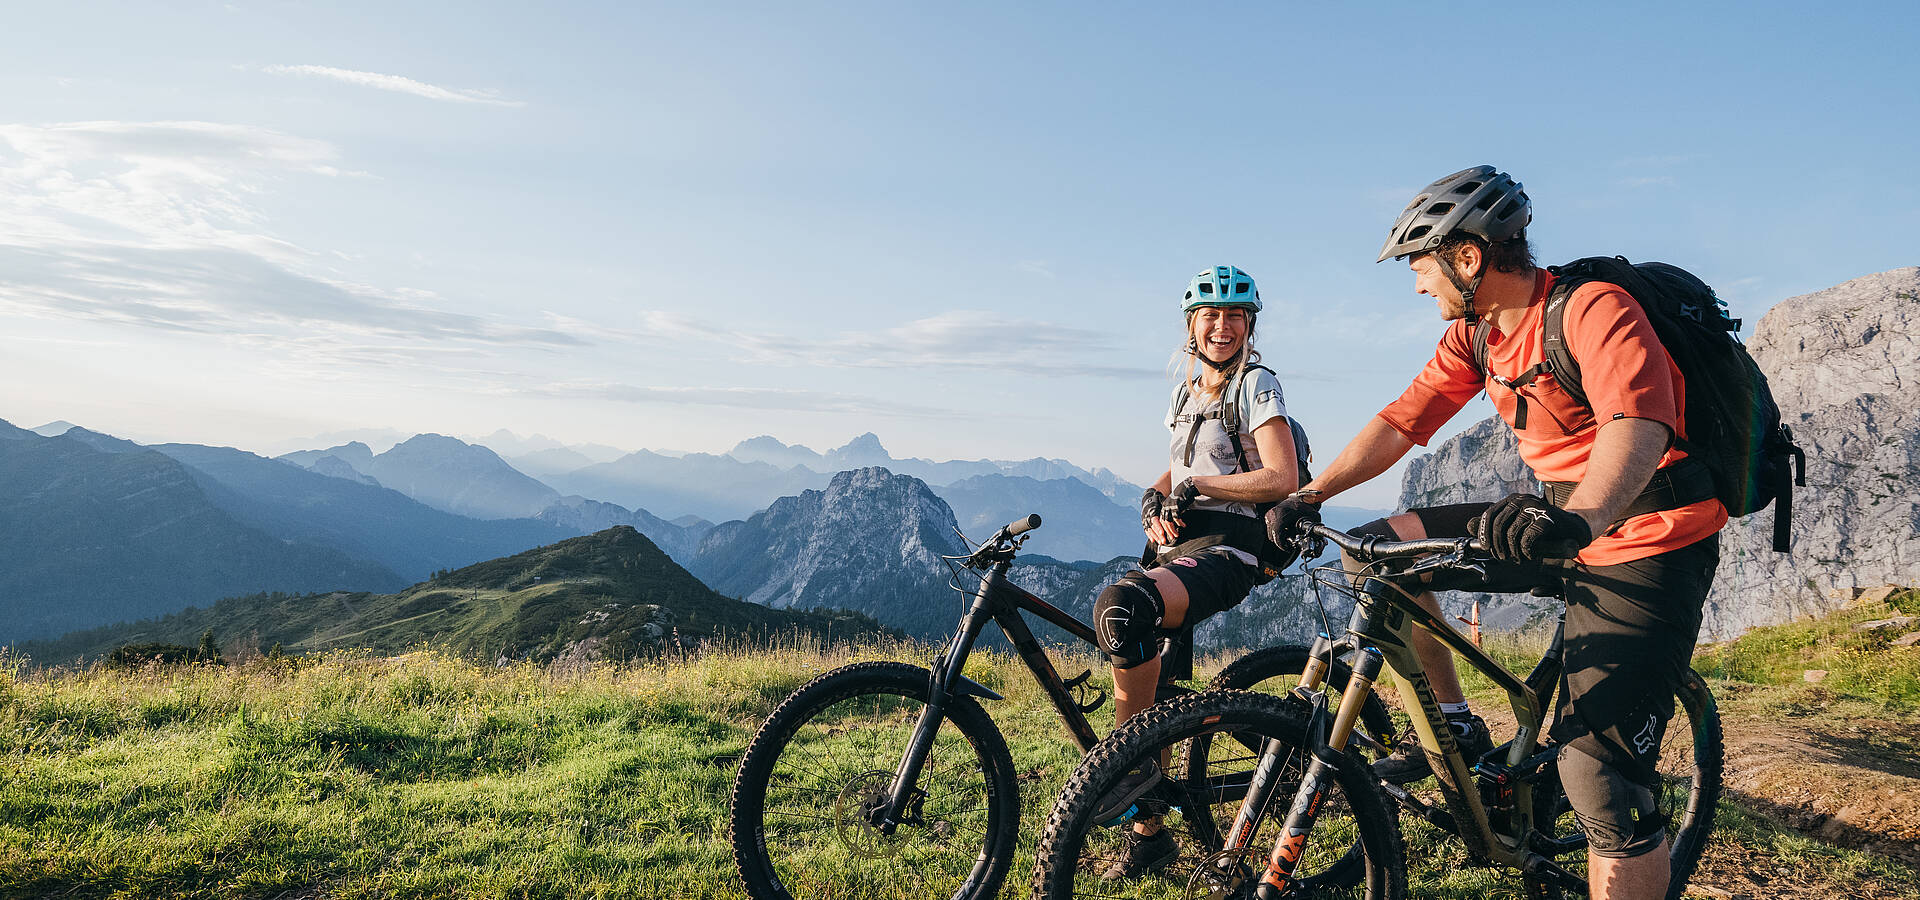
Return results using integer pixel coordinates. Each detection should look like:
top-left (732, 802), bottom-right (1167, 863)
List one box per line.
top-left (1160, 367), bottom-right (1288, 563)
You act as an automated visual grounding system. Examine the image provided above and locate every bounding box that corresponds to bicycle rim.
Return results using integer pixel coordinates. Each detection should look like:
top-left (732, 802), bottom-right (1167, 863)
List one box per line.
top-left (731, 662), bottom-right (1018, 900)
top-left (1033, 690), bottom-right (1404, 900)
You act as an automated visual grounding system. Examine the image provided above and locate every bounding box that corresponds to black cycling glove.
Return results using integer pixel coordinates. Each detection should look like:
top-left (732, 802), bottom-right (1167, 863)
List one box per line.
top-left (1161, 477), bottom-right (1200, 523)
top-left (1139, 488), bottom-right (1166, 533)
top-left (1471, 493), bottom-right (1594, 562)
top-left (1270, 491), bottom-right (1324, 549)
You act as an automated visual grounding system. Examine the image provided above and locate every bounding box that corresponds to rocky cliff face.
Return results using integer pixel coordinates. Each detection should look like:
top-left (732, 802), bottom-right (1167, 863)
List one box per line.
top-left (1709, 267), bottom-right (1920, 635)
top-left (689, 468), bottom-right (970, 638)
top-left (1392, 267), bottom-right (1920, 639)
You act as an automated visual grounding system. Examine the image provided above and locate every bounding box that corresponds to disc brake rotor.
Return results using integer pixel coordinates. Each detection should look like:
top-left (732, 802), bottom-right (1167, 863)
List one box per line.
top-left (1185, 847), bottom-right (1258, 900)
top-left (833, 770), bottom-right (906, 859)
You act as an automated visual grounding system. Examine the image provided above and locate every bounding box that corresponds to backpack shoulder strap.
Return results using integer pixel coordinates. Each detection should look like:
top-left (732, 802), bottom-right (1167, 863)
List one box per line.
top-left (1541, 276), bottom-right (1588, 408)
top-left (1222, 365), bottom-right (1268, 473)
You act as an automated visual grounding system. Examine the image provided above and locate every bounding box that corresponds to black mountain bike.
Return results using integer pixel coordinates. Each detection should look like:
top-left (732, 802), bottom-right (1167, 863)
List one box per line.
top-left (1032, 522), bottom-right (1723, 899)
top-left (727, 516), bottom-right (1349, 900)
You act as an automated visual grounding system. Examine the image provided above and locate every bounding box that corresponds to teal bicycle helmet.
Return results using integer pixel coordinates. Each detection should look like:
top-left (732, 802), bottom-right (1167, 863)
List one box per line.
top-left (1182, 266), bottom-right (1261, 312)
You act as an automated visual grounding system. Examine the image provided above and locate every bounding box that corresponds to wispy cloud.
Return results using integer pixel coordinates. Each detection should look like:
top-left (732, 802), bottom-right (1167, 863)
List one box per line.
top-left (0, 243), bottom-right (584, 349)
top-left (506, 381), bottom-right (971, 418)
top-left (0, 120), bottom-right (587, 364)
top-left (263, 65), bottom-right (524, 107)
top-left (627, 310), bottom-right (1158, 378)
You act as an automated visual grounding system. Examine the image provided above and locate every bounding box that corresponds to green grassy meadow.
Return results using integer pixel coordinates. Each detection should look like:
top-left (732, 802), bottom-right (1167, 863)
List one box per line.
top-left (3, 604), bottom-right (1918, 899)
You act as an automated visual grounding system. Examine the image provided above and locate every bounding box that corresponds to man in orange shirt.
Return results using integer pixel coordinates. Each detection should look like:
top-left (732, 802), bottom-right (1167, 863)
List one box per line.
top-left (1275, 166), bottom-right (1725, 900)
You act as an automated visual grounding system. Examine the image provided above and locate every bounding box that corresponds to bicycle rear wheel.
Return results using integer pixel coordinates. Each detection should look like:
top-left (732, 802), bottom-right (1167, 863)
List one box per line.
top-left (1523, 668), bottom-right (1724, 899)
top-left (1033, 690), bottom-right (1405, 900)
top-left (729, 661), bottom-right (1021, 900)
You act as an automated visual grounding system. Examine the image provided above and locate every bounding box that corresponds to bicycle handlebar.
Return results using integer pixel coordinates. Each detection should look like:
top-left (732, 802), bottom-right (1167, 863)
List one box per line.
top-left (1003, 514), bottom-right (1041, 538)
top-left (1299, 522), bottom-right (1489, 562)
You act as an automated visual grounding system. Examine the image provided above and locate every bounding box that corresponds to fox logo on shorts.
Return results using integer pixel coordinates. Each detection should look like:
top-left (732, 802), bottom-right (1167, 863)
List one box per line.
top-left (1631, 713), bottom-right (1659, 755)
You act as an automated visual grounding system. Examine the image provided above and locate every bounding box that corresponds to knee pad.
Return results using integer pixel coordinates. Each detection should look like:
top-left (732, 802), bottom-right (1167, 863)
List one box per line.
top-left (1095, 572), bottom-right (1165, 670)
top-left (1557, 743), bottom-right (1667, 858)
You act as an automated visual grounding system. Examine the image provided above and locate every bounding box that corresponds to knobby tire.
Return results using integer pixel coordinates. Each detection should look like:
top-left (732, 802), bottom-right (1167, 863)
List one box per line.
top-left (1032, 689), bottom-right (1406, 900)
top-left (728, 661), bottom-right (1020, 900)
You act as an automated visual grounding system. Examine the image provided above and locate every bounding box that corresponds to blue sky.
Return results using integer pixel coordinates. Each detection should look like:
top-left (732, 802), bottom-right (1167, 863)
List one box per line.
top-left (3, 1), bottom-right (1915, 507)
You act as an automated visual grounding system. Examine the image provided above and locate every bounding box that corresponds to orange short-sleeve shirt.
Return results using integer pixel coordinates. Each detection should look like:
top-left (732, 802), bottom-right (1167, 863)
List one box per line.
top-left (1377, 269), bottom-right (1727, 565)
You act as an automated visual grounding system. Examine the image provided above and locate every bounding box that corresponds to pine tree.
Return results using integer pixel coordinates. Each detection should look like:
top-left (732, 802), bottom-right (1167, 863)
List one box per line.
top-left (196, 629), bottom-right (224, 666)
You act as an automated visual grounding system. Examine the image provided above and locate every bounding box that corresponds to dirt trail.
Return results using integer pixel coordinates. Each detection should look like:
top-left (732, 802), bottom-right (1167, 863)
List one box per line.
top-left (1460, 688), bottom-right (1920, 897)
top-left (1717, 713), bottom-right (1920, 865)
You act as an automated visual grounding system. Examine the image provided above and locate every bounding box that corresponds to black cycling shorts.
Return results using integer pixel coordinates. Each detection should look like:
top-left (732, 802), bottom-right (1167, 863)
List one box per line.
top-left (1156, 546), bottom-right (1258, 625)
top-left (1353, 502), bottom-right (1719, 788)
top-left (1147, 546), bottom-right (1257, 682)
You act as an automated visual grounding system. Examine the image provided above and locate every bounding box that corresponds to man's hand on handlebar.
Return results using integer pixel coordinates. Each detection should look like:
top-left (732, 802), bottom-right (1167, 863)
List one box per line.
top-left (1272, 490), bottom-right (1325, 548)
top-left (1470, 493), bottom-right (1594, 562)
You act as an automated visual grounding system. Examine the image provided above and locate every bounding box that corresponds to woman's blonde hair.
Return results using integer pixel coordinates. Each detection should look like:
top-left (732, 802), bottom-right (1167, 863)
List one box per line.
top-left (1176, 308), bottom-right (1261, 401)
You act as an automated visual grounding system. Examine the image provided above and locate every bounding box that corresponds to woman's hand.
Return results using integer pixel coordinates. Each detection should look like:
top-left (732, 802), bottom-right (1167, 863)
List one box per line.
top-left (1141, 486), bottom-right (1182, 546)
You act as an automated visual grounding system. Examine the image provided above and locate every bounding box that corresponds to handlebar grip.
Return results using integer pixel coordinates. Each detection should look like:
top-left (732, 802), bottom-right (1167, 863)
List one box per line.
top-left (1005, 514), bottom-right (1042, 537)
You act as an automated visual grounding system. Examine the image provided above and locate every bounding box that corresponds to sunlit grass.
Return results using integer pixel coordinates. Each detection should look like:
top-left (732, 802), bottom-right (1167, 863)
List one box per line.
top-left (0, 623), bottom-right (1914, 899)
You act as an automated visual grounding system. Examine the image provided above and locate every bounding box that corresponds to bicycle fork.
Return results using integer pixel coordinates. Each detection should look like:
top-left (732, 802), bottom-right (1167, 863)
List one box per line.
top-left (876, 569), bottom-right (997, 832)
top-left (1238, 643), bottom-right (1387, 898)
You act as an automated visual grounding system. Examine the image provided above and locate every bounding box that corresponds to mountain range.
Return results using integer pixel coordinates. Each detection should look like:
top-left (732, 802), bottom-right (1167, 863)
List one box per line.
top-left (25, 526), bottom-right (889, 664)
top-left (0, 422), bottom-right (406, 642)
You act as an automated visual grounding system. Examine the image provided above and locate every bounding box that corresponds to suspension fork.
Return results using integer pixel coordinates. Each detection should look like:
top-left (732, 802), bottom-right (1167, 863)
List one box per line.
top-left (877, 563), bottom-right (998, 830)
top-left (1253, 645), bottom-right (1386, 899)
top-left (1213, 633), bottom-right (1346, 857)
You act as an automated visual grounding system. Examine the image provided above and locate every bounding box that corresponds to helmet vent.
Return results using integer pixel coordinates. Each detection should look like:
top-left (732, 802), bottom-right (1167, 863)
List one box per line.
top-left (1407, 224), bottom-right (1432, 240)
top-left (1428, 202), bottom-right (1455, 216)
top-left (1198, 283), bottom-right (1214, 294)
top-left (1495, 199), bottom-right (1524, 221)
top-left (1454, 181), bottom-right (1483, 195)
top-left (1235, 283), bottom-right (1250, 294)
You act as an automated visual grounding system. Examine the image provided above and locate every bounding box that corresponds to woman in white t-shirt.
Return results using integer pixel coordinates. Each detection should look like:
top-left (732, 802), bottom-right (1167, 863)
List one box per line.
top-left (1089, 265), bottom-right (1301, 879)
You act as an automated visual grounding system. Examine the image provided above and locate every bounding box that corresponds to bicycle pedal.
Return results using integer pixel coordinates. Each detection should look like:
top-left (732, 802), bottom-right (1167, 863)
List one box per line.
top-left (1064, 669), bottom-right (1107, 713)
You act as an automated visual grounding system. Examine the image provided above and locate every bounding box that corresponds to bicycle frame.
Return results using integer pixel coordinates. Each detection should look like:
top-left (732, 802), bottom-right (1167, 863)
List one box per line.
top-left (878, 556), bottom-right (1114, 830)
top-left (1251, 540), bottom-right (1589, 893)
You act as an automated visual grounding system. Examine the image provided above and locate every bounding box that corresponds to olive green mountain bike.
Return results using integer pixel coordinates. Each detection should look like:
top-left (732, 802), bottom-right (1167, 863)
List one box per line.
top-left (1032, 521), bottom-right (1723, 899)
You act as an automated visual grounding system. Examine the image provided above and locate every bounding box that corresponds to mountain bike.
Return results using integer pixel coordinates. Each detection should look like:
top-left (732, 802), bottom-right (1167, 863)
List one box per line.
top-left (727, 515), bottom-right (1363, 900)
top-left (1032, 521), bottom-right (1723, 899)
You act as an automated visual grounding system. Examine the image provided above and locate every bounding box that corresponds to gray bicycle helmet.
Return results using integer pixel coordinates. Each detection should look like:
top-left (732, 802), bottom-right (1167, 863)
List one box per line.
top-left (1377, 166), bottom-right (1531, 263)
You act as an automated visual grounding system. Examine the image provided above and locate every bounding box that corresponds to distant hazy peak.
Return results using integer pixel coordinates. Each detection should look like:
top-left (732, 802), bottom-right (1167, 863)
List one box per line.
top-left (29, 420), bottom-right (79, 437)
top-left (834, 432), bottom-right (887, 454)
top-left (733, 435), bottom-right (799, 453)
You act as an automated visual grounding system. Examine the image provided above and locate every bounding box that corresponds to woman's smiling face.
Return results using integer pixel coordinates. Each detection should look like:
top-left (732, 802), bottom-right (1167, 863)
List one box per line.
top-left (1190, 306), bottom-right (1250, 364)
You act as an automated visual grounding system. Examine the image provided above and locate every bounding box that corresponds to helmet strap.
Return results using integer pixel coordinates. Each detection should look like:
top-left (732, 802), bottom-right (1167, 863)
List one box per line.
top-left (1436, 252), bottom-right (1485, 323)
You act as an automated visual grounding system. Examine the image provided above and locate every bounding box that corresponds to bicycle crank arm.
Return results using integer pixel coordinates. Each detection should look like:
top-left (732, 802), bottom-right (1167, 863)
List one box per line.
top-left (1521, 853), bottom-right (1587, 892)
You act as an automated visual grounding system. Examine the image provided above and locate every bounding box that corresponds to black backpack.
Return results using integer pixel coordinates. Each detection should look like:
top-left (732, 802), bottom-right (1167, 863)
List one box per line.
top-left (1471, 256), bottom-right (1806, 552)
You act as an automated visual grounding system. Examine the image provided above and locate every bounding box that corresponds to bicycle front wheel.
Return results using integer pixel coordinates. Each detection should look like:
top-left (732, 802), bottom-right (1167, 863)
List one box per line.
top-left (1033, 690), bottom-right (1405, 900)
top-left (729, 661), bottom-right (1021, 900)
top-left (1524, 667), bottom-right (1724, 900)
